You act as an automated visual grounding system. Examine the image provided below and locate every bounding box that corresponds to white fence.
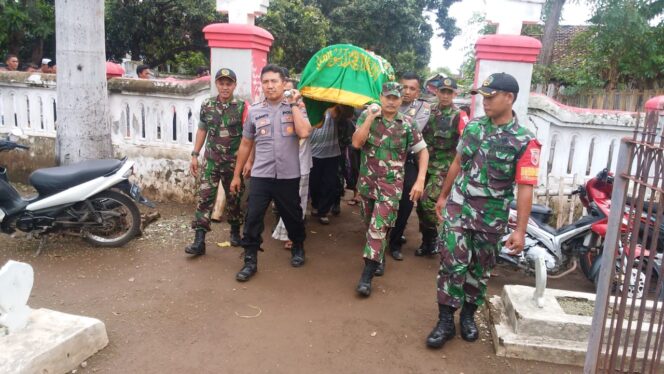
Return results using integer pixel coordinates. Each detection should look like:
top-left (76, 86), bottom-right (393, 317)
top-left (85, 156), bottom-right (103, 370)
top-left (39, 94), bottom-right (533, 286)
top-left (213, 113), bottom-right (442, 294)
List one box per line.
top-left (0, 71), bottom-right (654, 205)
top-left (527, 94), bottom-right (640, 193)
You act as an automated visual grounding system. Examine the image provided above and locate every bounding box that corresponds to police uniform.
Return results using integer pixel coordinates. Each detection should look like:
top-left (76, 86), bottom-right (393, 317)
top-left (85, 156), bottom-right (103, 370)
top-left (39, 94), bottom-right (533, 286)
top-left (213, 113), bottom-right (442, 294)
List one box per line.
top-left (239, 95), bottom-right (309, 273)
top-left (387, 98), bottom-right (431, 259)
top-left (427, 73), bottom-right (542, 349)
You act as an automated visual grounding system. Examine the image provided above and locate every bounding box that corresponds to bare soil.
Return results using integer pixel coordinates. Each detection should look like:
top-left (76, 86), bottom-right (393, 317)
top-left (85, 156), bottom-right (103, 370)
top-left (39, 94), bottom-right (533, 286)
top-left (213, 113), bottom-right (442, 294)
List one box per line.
top-left (1, 200), bottom-right (590, 374)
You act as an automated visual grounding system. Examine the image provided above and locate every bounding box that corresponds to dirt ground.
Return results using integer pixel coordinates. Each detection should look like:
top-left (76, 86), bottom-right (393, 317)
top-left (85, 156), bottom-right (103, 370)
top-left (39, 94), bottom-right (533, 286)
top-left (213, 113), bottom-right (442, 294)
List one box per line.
top-left (1, 199), bottom-right (590, 374)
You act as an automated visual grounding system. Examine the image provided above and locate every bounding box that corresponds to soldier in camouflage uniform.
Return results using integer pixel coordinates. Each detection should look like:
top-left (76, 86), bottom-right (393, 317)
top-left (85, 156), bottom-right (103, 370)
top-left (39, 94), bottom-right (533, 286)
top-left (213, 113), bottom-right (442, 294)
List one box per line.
top-left (352, 82), bottom-right (429, 297)
top-left (425, 73), bottom-right (541, 349)
top-left (414, 77), bottom-right (468, 257)
top-left (185, 68), bottom-right (248, 256)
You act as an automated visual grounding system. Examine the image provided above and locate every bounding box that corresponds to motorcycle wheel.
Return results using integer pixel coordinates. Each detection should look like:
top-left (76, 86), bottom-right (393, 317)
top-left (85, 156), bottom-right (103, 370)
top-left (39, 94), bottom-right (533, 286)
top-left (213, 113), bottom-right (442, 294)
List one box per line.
top-left (82, 190), bottom-right (141, 247)
top-left (618, 266), bottom-right (646, 299)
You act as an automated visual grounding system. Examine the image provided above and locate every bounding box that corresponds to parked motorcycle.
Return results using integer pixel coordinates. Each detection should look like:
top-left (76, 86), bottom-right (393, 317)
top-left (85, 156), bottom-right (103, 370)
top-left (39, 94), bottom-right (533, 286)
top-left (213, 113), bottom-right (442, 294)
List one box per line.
top-left (498, 169), bottom-right (658, 298)
top-left (0, 133), bottom-right (154, 253)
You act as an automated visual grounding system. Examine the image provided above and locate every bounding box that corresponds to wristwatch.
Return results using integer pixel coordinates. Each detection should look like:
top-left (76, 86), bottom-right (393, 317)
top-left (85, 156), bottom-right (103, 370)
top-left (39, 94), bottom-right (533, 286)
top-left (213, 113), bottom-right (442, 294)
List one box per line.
top-left (191, 151), bottom-right (200, 157)
top-left (289, 102), bottom-right (298, 108)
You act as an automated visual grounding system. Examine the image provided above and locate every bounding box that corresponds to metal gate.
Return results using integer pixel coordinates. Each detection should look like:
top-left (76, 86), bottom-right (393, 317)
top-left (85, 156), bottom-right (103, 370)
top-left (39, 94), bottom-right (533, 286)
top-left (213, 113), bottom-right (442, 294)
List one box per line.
top-left (585, 97), bottom-right (664, 373)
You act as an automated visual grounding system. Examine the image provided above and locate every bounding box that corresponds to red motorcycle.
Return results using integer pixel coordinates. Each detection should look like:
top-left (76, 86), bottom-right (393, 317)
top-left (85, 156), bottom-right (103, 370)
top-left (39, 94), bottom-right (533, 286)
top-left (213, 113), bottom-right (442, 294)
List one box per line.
top-left (579, 169), bottom-right (662, 299)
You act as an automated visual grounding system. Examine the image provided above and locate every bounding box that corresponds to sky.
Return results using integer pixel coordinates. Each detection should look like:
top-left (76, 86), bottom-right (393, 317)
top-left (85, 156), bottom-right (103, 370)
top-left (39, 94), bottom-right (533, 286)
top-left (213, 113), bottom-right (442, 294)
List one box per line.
top-left (429, 0), bottom-right (594, 73)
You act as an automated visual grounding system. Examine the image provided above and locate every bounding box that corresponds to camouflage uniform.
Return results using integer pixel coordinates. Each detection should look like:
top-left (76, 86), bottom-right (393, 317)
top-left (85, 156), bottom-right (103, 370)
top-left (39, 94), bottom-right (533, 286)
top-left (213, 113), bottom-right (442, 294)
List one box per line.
top-left (192, 96), bottom-right (246, 231)
top-left (436, 115), bottom-right (539, 308)
top-left (416, 105), bottom-right (466, 234)
top-left (357, 110), bottom-right (425, 262)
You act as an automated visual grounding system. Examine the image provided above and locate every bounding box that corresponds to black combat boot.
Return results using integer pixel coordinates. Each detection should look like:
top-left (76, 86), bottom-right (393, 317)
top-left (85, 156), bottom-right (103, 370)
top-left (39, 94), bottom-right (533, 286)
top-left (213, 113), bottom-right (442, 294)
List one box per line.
top-left (426, 304), bottom-right (457, 349)
top-left (374, 258), bottom-right (386, 276)
top-left (290, 243), bottom-right (305, 267)
top-left (415, 229), bottom-right (438, 257)
top-left (184, 230), bottom-right (206, 256)
top-left (459, 302), bottom-right (479, 342)
top-left (236, 248), bottom-right (258, 282)
top-left (356, 259), bottom-right (380, 297)
top-left (230, 225), bottom-right (242, 247)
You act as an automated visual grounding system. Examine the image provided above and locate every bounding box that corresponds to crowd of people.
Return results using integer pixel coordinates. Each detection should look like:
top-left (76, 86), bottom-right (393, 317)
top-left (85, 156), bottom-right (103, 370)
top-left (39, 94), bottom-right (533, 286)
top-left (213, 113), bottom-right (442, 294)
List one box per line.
top-left (185, 63), bottom-right (542, 350)
top-left (0, 54), bottom-right (56, 73)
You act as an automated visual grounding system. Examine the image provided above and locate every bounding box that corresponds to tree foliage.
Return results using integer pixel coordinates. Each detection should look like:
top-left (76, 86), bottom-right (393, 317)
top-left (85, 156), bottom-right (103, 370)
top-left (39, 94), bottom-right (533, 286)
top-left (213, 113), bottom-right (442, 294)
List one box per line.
top-left (104, 0), bottom-right (225, 67)
top-left (256, 0), bottom-right (330, 73)
top-left (537, 0), bottom-right (664, 90)
top-left (1, 0), bottom-right (463, 77)
top-left (325, 0), bottom-right (433, 74)
top-left (584, 0), bottom-right (664, 89)
top-left (0, 0), bottom-right (55, 65)
top-left (258, 0), bottom-right (461, 76)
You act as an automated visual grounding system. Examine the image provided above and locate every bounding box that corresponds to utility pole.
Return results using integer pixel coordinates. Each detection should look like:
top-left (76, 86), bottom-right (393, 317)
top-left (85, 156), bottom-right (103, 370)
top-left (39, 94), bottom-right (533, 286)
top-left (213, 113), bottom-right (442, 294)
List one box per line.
top-left (55, 0), bottom-right (112, 165)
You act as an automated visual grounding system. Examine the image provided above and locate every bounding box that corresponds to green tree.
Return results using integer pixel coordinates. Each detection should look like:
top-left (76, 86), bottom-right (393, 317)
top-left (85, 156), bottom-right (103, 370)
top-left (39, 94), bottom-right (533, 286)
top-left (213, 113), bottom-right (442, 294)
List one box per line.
top-left (104, 0), bottom-right (224, 67)
top-left (584, 0), bottom-right (664, 89)
top-left (326, 0), bottom-right (434, 74)
top-left (0, 0), bottom-right (55, 65)
top-left (425, 0), bottom-right (462, 49)
top-left (256, 0), bottom-right (330, 73)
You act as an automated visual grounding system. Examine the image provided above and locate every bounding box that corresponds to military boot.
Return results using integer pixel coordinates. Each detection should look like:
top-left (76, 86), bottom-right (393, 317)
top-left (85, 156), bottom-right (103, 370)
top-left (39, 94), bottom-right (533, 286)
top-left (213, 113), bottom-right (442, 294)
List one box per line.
top-left (460, 302), bottom-right (479, 342)
top-left (374, 258), bottom-right (386, 276)
top-left (356, 259), bottom-right (380, 297)
top-left (230, 225), bottom-right (242, 247)
top-left (184, 230), bottom-right (206, 256)
top-left (415, 229), bottom-right (438, 257)
top-left (236, 248), bottom-right (258, 282)
top-left (291, 243), bottom-right (305, 267)
top-left (426, 304), bottom-right (457, 349)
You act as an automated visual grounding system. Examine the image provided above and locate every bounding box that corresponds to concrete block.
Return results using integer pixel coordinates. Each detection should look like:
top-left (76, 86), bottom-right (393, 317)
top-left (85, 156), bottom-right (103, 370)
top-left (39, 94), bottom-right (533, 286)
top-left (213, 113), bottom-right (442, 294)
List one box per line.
top-left (488, 285), bottom-right (664, 366)
top-left (0, 308), bottom-right (108, 374)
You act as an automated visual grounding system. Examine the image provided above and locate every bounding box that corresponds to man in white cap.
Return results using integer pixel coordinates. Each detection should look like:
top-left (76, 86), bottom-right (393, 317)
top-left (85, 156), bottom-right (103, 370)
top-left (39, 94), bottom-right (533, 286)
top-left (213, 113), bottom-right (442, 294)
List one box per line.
top-left (40, 58), bottom-right (53, 73)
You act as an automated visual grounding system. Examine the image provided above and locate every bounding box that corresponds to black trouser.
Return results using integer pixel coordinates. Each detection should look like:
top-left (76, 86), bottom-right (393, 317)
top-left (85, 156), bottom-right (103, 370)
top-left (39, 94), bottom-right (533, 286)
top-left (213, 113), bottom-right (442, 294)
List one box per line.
top-left (242, 177), bottom-right (305, 250)
top-left (389, 154), bottom-right (418, 251)
top-left (310, 155), bottom-right (341, 216)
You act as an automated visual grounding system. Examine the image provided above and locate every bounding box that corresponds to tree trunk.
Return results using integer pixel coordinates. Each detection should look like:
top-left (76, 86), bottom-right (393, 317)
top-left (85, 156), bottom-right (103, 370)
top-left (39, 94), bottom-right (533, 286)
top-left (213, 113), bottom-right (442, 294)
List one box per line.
top-left (30, 38), bottom-right (44, 66)
top-left (55, 0), bottom-right (112, 165)
top-left (538, 0), bottom-right (566, 66)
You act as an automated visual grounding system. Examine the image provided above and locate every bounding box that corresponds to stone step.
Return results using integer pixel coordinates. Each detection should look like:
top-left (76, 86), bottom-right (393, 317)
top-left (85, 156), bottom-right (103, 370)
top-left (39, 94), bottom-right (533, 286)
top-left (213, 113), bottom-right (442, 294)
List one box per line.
top-left (0, 308), bottom-right (108, 374)
top-left (488, 285), bottom-right (664, 367)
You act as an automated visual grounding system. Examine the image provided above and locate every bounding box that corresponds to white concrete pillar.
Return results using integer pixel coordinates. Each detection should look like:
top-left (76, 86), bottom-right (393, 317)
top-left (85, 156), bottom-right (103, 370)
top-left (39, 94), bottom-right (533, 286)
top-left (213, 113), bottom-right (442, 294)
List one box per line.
top-left (203, 24), bottom-right (274, 102)
top-left (55, 0), bottom-right (112, 164)
top-left (471, 35), bottom-right (542, 129)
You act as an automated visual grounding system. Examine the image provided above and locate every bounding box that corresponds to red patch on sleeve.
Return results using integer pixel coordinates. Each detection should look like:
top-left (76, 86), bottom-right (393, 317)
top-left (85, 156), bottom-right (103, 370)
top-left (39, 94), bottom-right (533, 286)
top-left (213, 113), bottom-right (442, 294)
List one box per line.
top-left (516, 139), bottom-right (542, 185)
top-left (458, 112), bottom-right (469, 134)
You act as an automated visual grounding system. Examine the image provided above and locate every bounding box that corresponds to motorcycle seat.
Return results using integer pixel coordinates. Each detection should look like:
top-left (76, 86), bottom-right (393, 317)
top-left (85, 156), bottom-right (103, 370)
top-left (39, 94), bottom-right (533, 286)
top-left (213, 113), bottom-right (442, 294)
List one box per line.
top-left (29, 159), bottom-right (124, 197)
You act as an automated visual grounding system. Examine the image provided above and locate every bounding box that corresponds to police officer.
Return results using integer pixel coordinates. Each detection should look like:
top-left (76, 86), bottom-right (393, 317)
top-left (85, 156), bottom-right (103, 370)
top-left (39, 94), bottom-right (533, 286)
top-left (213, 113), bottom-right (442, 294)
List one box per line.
top-left (352, 82), bottom-right (429, 297)
top-left (414, 77), bottom-right (468, 258)
top-left (387, 72), bottom-right (432, 262)
top-left (426, 73), bottom-right (541, 348)
top-left (230, 64), bottom-right (312, 282)
top-left (185, 68), bottom-right (248, 256)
